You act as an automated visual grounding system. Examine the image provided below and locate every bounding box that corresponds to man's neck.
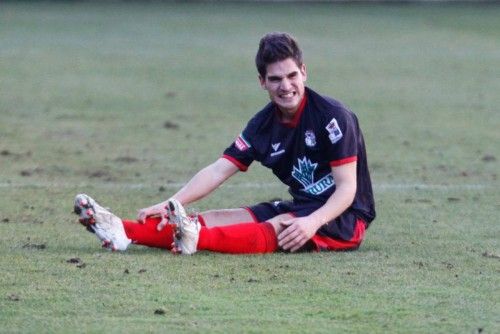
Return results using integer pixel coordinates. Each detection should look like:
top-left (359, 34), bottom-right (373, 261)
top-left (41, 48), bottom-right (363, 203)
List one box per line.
top-left (278, 108), bottom-right (297, 123)
top-left (275, 94), bottom-right (307, 125)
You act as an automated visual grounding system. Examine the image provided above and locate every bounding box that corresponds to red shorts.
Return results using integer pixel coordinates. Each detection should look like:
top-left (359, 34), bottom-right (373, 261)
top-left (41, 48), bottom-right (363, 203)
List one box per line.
top-left (247, 201), bottom-right (367, 252)
top-left (310, 218), bottom-right (366, 252)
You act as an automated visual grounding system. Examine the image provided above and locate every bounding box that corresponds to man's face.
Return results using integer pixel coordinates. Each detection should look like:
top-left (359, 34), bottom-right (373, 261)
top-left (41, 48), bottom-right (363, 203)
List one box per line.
top-left (259, 58), bottom-right (307, 118)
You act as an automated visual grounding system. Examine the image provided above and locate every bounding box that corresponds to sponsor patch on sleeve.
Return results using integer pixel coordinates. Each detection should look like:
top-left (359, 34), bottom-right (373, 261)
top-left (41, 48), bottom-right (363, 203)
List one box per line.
top-left (326, 118), bottom-right (343, 144)
top-left (234, 134), bottom-right (251, 151)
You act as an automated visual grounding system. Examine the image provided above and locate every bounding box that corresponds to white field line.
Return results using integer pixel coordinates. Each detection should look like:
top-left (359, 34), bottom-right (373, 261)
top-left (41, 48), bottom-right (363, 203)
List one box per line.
top-left (0, 181), bottom-right (495, 191)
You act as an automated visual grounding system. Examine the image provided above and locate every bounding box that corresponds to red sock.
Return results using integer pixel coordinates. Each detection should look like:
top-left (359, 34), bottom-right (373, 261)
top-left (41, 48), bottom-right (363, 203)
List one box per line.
top-left (122, 217), bottom-right (173, 249)
top-left (197, 222), bottom-right (278, 254)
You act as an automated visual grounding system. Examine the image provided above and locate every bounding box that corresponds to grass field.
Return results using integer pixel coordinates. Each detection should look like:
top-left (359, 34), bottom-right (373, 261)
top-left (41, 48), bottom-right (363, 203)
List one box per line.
top-left (1, 2), bottom-right (499, 333)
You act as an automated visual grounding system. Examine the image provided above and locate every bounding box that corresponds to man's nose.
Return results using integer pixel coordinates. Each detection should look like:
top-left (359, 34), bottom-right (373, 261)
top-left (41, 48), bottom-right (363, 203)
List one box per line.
top-left (280, 78), bottom-right (292, 90)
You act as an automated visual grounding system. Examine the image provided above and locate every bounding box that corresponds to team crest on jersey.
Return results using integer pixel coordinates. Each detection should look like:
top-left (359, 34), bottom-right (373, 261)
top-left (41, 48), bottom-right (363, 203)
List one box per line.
top-left (326, 118), bottom-right (343, 144)
top-left (304, 130), bottom-right (316, 147)
top-left (292, 157), bottom-right (335, 195)
top-left (234, 134), bottom-right (251, 151)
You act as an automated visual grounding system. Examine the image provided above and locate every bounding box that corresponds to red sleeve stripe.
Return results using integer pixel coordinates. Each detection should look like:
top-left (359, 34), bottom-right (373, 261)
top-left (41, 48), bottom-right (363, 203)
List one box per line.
top-left (330, 156), bottom-right (357, 167)
top-left (222, 154), bottom-right (249, 171)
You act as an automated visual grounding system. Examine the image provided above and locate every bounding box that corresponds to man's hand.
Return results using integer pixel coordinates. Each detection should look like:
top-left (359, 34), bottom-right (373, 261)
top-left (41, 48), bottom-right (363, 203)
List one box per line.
top-left (137, 203), bottom-right (170, 231)
top-left (277, 216), bottom-right (319, 252)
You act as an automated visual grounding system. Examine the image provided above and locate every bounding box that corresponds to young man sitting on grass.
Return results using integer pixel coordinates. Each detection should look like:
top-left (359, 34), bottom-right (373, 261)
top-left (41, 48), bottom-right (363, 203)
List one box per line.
top-left (74, 32), bottom-right (376, 254)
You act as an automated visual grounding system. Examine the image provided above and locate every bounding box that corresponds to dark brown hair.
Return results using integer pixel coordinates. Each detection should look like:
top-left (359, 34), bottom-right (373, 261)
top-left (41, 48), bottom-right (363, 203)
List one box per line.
top-left (255, 32), bottom-right (303, 78)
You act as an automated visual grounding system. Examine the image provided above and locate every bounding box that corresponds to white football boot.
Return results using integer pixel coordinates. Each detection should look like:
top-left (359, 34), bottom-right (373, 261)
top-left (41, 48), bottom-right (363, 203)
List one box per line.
top-left (167, 198), bottom-right (200, 255)
top-left (73, 194), bottom-right (131, 251)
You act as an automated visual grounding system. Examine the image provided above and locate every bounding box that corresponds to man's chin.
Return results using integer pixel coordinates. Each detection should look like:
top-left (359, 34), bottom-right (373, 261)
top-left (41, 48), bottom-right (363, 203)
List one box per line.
top-left (276, 101), bottom-right (300, 114)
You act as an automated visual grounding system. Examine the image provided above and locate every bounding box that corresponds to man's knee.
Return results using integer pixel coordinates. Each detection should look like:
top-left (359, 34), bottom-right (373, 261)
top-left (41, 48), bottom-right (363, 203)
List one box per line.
top-left (266, 213), bottom-right (294, 235)
top-left (199, 208), bottom-right (254, 227)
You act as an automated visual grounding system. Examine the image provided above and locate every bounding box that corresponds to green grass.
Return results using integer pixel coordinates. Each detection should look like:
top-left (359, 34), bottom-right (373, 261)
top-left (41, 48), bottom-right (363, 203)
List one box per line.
top-left (0, 2), bottom-right (499, 333)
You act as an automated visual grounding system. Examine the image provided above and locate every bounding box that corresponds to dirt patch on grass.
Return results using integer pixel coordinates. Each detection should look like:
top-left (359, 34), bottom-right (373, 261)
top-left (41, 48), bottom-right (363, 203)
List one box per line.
top-left (482, 154), bottom-right (496, 162)
top-left (482, 251), bottom-right (500, 260)
top-left (85, 169), bottom-right (116, 182)
top-left (164, 121), bottom-right (179, 130)
top-left (66, 257), bottom-right (86, 268)
top-left (3, 217), bottom-right (44, 224)
top-left (1, 149), bottom-right (13, 156)
top-left (114, 156), bottom-right (139, 163)
top-left (154, 308), bottom-right (166, 315)
top-left (20, 167), bottom-right (44, 177)
top-left (22, 242), bottom-right (46, 250)
top-left (165, 91), bottom-right (177, 98)
top-left (1, 149), bottom-right (31, 160)
top-left (7, 293), bottom-right (20, 302)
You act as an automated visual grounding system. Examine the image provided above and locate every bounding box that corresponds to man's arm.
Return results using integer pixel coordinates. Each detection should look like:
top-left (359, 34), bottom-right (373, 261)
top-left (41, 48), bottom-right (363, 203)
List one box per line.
top-left (137, 158), bottom-right (240, 229)
top-left (277, 161), bottom-right (357, 252)
top-left (172, 157), bottom-right (240, 205)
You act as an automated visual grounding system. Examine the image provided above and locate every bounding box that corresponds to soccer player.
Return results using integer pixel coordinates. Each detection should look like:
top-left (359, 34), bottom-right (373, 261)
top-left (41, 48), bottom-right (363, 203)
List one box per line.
top-left (74, 32), bottom-right (376, 254)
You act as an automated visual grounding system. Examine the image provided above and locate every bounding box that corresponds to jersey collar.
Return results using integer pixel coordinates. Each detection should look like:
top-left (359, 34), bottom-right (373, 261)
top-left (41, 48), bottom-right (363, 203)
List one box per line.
top-left (275, 92), bottom-right (308, 128)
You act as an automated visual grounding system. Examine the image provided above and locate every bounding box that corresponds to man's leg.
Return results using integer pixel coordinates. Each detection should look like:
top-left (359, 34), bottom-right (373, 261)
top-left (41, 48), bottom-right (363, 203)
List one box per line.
top-left (119, 208), bottom-right (254, 250)
top-left (198, 208), bottom-right (256, 227)
top-left (195, 213), bottom-right (292, 254)
top-left (123, 207), bottom-right (253, 249)
top-left (122, 217), bottom-right (173, 249)
top-left (198, 215), bottom-right (364, 254)
top-left (196, 222), bottom-right (277, 254)
top-left (168, 197), bottom-right (293, 255)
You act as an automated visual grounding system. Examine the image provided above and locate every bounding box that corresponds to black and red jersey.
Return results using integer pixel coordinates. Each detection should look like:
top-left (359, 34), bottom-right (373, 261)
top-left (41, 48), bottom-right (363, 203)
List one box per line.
top-left (223, 87), bottom-right (375, 226)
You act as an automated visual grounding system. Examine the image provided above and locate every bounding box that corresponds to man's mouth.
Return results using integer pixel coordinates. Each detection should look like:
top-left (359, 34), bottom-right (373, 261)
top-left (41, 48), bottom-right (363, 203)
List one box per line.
top-left (279, 92), bottom-right (296, 99)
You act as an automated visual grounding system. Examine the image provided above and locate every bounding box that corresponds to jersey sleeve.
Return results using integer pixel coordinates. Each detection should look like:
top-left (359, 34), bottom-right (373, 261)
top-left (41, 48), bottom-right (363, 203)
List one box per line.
top-left (323, 109), bottom-right (359, 167)
top-left (222, 121), bottom-right (256, 172)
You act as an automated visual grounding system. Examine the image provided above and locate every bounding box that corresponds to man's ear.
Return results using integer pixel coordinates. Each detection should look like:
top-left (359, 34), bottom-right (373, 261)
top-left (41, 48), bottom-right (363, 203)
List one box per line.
top-left (258, 75), bottom-right (266, 89)
top-left (301, 64), bottom-right (307, 82)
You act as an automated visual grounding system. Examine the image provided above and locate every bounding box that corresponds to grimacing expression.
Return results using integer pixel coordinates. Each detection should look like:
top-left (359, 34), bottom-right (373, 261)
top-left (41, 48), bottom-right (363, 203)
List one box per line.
top-left (259, 58), bottom-right (307, 119)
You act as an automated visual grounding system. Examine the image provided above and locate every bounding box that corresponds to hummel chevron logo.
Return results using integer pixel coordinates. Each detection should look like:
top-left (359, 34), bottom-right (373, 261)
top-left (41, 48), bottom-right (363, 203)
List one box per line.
top-left (270, 142), bottom-right (285, 157)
